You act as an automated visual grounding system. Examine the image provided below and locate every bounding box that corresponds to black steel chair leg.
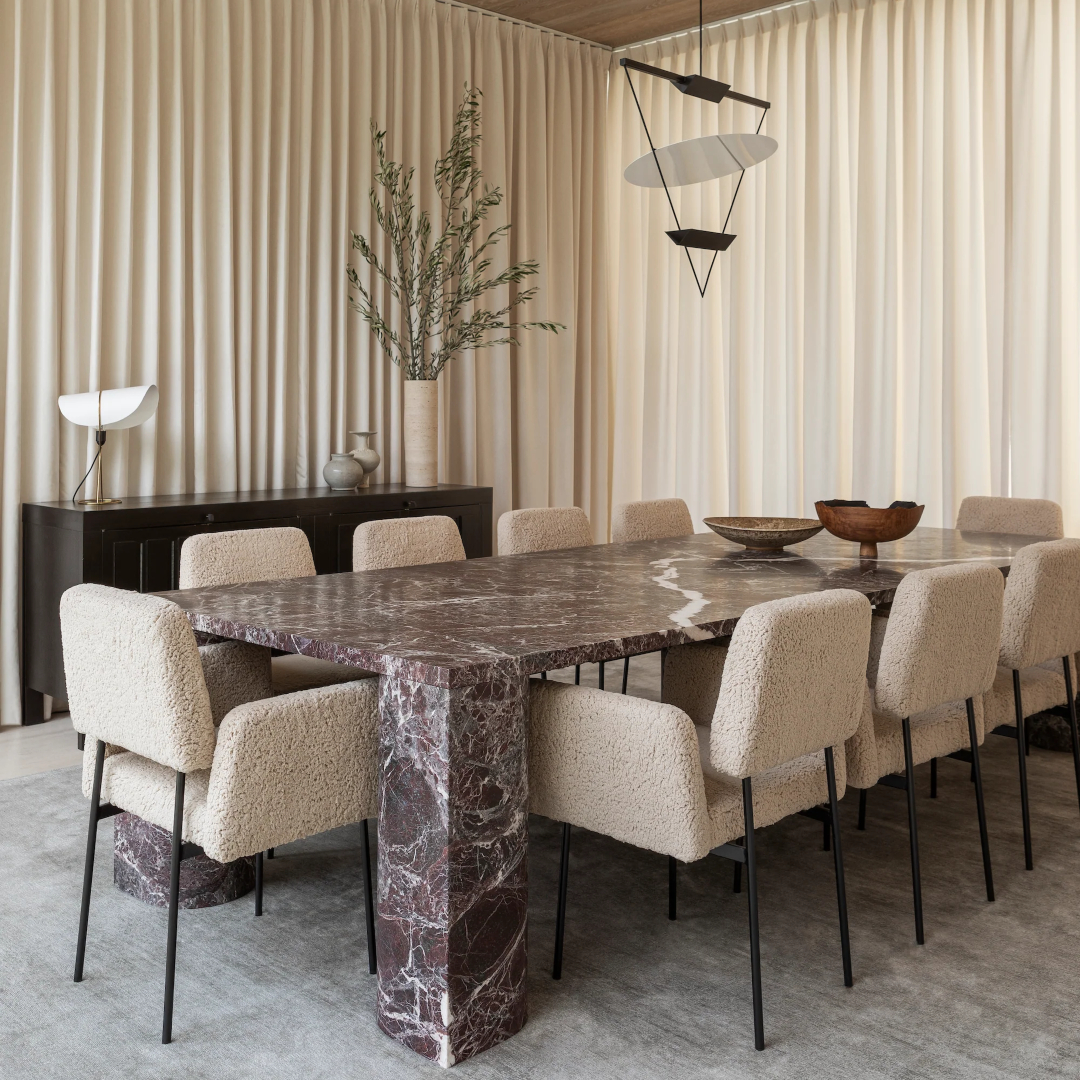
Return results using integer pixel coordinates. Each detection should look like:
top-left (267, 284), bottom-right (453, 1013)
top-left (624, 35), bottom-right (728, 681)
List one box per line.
top-left (824, 747), bottom-right (853, 988)
top-left (668, 855), bottom-right (677, 920)
top-left (1012, 670), bottom-right (1034, 870)
top-left (621, 656), bottom-right (630, 694)
top-left (857, 788), bottom-right (867, 831)
top-left (742, 778), bottom-right (764, 1051)
top-left (966, 698), bottom-right (995, 902)
top-left (540, 671), bottom-right (548, 680)
top-left (901, 718), bottom-right (924, 945)
top-left (74, 739), bottom-right (106, 983)
top-left (930, 757), bottom-right (937, 798)
top-left (1063, 657), bottom-right (1080, 819)
top-left (598, 661), bottom-right (605, 690)
top-left (255, 852), bottom-right (263, 916)
top-left (162, 770), bottom-right (186, 1045)
top-left (267, 847), bottom-right (275, 859)
top-left (361, 819), bottom-right (378, 974)
top-left (553, 823), bottom-right (571, 979)
top-left (574, 665), bottom-right (581, 685)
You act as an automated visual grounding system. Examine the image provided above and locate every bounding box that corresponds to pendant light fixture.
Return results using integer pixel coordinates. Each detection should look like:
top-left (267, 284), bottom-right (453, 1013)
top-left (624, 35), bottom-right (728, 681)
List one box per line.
top-left (620, 1), bottom-right (775, 296)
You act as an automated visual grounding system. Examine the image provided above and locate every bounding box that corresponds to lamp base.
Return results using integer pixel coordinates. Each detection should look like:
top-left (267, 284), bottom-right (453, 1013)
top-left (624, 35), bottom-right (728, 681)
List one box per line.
top-left (76, 498), bottom-right (122, 505)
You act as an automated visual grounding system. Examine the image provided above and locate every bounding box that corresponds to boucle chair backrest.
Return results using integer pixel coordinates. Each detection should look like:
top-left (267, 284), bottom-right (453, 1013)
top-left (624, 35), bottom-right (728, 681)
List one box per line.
top-left (352, 515), bottom-right (466, 571)
top-left (871, 563), bottom-right (1004, 720)
top-left (708, 590), bottom-right (871, 779)
top-left (60, 584), bottom-right (216, 773)
top-left (956, 496), bottom-right (1064, 539)
top-left (611, 499), bottom-right (694, 543)
top-left (999, 539), bottom-right (1080, 669)
top-left (497, 507), bottom-right (592, 555)
top-left (179, 527), bottom-right (316, 589)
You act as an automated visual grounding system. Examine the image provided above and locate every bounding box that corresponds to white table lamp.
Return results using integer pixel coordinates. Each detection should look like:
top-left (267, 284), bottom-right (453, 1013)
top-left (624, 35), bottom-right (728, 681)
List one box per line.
top-left (59, 385), bottom-right (159, 505)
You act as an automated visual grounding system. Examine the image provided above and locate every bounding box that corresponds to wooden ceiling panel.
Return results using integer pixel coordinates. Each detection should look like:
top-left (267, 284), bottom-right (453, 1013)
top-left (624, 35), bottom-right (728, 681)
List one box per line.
top-left (466, 1), bottom-right (774, 49)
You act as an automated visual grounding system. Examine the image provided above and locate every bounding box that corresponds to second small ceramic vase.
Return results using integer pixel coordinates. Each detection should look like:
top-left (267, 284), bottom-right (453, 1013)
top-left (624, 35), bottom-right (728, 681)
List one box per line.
top-left (323, 452), bottom-right (365, 490)
top-left (349, 431), bottom-right (381, 487)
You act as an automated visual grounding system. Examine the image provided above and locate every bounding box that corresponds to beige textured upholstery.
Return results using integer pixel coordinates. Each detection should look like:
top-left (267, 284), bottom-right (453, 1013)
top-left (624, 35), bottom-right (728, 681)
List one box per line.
top-left (179, 525), bottom-right (372, 692)
top-left (530, 590), bottom-right (871, 863)
top-left (610, 499), bottom-right (694, 543)
top-left (956, 496), bottom-right (1064, 539)
top-left (997, 539), bottom-right (1080, 669)
top-left (981, 539), bottom-right (1080, 732)
top-left (352, 515), bottom-right (466, 570)
top-left (196, 640), bottom-right (274, 725)
top-left (64, 584), bottom-right (378, 864)
top-left (179, 527), bottom-right (316, 589)
top-left (844, 564), bottom-right (1004, 788)
top-left (870, 564), bottom-right (1004, 721)
top-left (497, 507), bottom-right (592, 555)
top-left (62, 586), bottom-right (219, 773)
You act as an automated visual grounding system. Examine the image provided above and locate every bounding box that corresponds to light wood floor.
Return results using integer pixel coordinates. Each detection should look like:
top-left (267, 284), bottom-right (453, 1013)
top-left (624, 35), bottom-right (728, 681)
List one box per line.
top-left (0, 714), bottom-right (83, 780)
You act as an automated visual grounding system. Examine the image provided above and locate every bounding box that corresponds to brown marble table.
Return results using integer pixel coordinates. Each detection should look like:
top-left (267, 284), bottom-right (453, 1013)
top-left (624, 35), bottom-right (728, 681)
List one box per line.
top-left (161, 526), bottom-right (1046, 1067)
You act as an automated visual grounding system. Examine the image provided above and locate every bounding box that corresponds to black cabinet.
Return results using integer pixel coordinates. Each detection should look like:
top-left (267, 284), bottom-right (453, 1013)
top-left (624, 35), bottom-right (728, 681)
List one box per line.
top-left (21, 483), bottom-right (493, 722)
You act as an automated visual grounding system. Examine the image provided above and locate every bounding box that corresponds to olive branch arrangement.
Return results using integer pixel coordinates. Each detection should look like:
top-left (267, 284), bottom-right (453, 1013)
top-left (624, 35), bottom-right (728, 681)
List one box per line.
top-left (347, 87), bottom-right (563, 381)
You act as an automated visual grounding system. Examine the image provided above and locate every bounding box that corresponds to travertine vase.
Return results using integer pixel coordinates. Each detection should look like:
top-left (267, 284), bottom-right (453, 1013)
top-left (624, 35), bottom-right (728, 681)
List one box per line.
top-left (403, 380), bottom-right (438, 487)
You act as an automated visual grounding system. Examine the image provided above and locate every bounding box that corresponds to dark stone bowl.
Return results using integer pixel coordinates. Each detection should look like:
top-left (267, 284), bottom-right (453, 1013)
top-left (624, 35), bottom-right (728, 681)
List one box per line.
top-left (703, 516), bottom-right (825, 551)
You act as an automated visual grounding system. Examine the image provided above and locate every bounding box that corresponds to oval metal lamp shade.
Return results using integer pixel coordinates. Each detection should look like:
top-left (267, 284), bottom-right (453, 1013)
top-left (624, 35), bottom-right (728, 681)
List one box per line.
top-left (624, 133), bottom-right (778, 188)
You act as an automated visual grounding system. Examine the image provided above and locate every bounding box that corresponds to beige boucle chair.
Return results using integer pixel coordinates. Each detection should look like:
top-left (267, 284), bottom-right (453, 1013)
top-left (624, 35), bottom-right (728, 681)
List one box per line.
top-left (499, 506), bottom-right (595, 685)
top-left (530, 590), bottom-right (872, 1051)
top-left (61, 584), bottom-right (379, 1044)
top-left (610, 498), bottom-right (695, 693)
top-left (841, 563), bottom-right (1004, 944)
top-left (180, 527), bottom-right (374, 694)
top-left (610, 498), bottom-right (694, 544)
top-left (352, 514), bottom-right (466, 570)
top-left (979, 539), bottom-right (1080, 869)
top-left (956, 495), bottom-right (1064, 539)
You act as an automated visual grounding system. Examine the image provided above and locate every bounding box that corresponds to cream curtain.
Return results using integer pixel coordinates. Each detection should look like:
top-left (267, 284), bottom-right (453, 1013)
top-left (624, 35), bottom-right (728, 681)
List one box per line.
top-left (608, 0), bottom-right (1080, 535)
top-left (0, 0), bottom-right (609, 724)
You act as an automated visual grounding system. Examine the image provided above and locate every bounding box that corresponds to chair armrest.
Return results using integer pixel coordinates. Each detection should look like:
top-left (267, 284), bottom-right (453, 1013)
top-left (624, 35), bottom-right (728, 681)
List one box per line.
top-left (202, 679), bottom-right (378, 863)
top-left (198, 641), bottom-right (273, 725)
top-left (529, 680), bottom-right (712, 863)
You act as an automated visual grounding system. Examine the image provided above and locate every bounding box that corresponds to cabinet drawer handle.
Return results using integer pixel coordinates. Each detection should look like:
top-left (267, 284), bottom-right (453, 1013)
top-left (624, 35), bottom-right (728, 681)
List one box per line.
top-left (205, 513), bottom-right (215, 523)
top-left (404, 500), bottom-right (418, 511)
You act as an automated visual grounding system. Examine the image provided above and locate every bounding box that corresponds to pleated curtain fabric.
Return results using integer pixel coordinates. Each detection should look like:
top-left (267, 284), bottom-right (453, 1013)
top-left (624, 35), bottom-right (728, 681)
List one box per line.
top-left (608, 0), bottom-right (1080, 538)
top-left (0, 0), bottom-right (610, 724)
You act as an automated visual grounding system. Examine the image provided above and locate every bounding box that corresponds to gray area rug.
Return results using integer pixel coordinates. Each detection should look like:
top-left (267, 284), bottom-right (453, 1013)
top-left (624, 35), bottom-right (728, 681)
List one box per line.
top-left (3, 661), bottom-right (1080, 1078)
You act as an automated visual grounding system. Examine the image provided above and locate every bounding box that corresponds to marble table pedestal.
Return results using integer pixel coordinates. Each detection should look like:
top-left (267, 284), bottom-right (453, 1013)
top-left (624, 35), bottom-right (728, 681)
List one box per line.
top-left (375, 662), bottom-right (529, 1067)
top-left (114, 812), bottom-right (255, 909)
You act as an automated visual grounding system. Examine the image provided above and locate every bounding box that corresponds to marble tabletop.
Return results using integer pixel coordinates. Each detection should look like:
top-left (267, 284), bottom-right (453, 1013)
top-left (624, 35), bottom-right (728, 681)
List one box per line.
top-left (161, 527), bottom-right (1044, 688)
top-left (158, 524), bottom-right (1052, 1067)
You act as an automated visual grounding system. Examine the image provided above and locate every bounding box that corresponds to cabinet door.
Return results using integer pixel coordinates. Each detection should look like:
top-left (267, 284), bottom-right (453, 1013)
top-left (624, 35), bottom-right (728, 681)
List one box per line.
top-left (102, 515), bottom-right (302, 592)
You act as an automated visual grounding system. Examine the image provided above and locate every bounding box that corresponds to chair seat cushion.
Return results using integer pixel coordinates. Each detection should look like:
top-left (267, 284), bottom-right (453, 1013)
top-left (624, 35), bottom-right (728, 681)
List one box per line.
top-left (873, 698), bottom-right (979, 777)
top-left (92, 748), bottom-right (213, 843)
top-left (983, 663), bottom-right (1069, 732)
top-left (696, 726), bottom-right (844, 844)
top-left (271, 654), bottom-right (376, 694)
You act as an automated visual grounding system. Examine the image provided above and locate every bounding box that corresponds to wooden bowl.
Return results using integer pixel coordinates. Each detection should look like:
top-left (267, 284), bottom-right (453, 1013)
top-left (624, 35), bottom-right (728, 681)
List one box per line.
top-left (813, 501), bottom-right (925, 558)
top-left (703, 516), bottom-right (824, 551)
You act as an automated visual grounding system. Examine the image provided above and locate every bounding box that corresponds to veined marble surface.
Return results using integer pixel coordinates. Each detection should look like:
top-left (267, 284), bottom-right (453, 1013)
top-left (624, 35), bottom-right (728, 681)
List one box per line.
top-left (159, 525), bottom-right (1049, 1067)
top-left (161, 528), bottom-right (1043, 688)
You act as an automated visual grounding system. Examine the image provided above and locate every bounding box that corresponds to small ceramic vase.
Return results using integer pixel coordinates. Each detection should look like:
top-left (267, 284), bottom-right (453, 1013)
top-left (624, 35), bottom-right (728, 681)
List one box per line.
top-left (323, 453), bottom-right (365, 490)
top-left (349, 431), bottom-right (381, 487)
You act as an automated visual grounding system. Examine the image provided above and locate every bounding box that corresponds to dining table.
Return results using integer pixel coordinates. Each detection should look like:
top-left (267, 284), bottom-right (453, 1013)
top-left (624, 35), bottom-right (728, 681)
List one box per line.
top-left (160, 525), bottom-right (1049, 1067)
